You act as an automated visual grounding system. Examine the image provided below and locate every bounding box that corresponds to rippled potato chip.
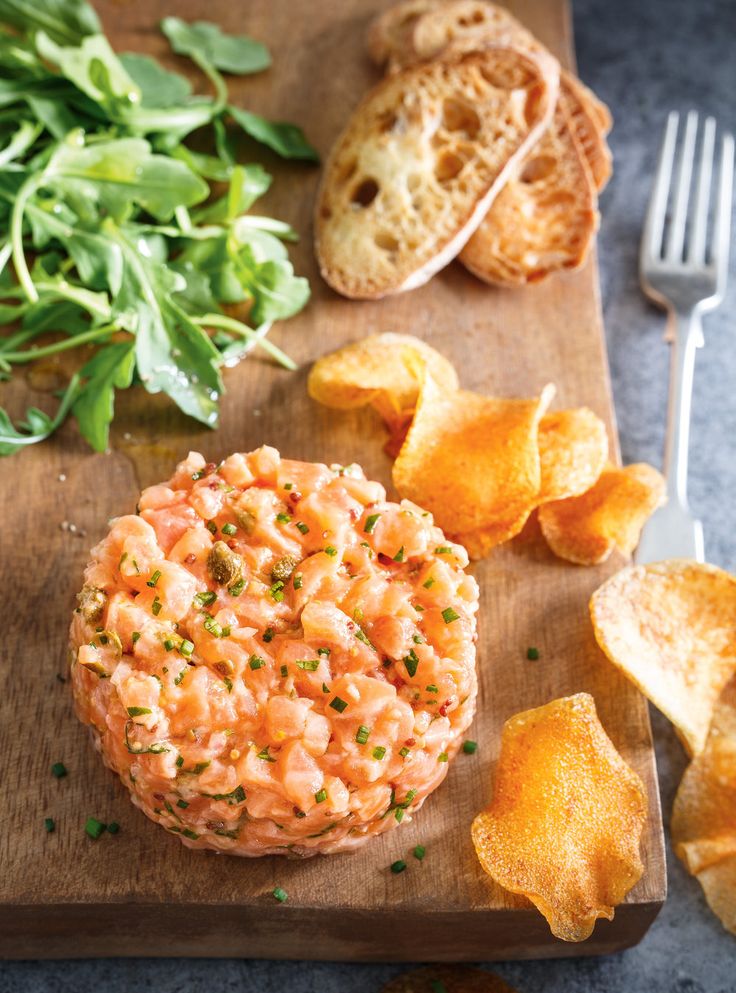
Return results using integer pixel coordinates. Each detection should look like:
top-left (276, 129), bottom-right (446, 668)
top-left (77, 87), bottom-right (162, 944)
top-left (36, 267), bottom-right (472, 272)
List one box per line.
top-left (471, 693), bottom-right (647, 942)
top-left (590, 561), bottom-right (736, 755)
top-left (538, 462), bottom-right (665, 564)
top-left (307, 332), bottom-right (458, 430)
top-left (672, 677), bottom-right (736, 877)
top-left (696, 855), bottom-right (736, 936)
top-left (381, 965), bottom-right (518, 993)
top-left (538, 408), bottom-right (608, 503)
top-left (393, 375), bottom-right (554, 537)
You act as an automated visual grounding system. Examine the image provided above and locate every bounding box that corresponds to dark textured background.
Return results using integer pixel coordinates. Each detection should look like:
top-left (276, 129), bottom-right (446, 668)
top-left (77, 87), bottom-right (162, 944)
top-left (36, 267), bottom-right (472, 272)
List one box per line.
top-left (3, 0), bottom-right (735, 989)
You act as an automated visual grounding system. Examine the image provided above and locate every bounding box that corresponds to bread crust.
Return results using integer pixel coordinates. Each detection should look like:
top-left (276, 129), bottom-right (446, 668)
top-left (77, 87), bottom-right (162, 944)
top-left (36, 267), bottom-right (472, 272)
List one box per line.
top-left (314, 45), bottom-right (558, 299)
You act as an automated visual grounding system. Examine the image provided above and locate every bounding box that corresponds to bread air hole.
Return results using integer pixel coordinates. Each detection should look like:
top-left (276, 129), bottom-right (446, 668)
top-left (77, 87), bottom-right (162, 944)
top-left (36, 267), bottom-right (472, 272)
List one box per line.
top-left (351, 178), bottom-right (380, 207)
top-left (435, 149), bottom-right (465, 183)
top-left (520, 155), bottom-right (557, 183)
top-left (375, 231), bottom-right (400, 252)
top-left (337, 158), bottom-right (358, 186)
top-left (458, 8), bottom-right (487, 26)
top-left (377, 109), bottom-right (398, 133)
top-left (441, 97), bottom-right (481, 138)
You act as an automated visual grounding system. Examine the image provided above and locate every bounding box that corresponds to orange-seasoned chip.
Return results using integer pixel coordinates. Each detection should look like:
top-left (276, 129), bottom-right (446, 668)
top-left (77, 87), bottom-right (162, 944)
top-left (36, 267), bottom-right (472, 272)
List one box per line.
top-left (393, 374), bottom-right (554, 538)
top-left (454, 509), bottom-right (534, 560)
top-left (672, 676), bottom-right (736, 876)
top-left (590, 561), bottom-right (736, 755)
top-left (538, 462), bottom-right (665, 564)
top-left (381, 965), bottom-right (519, 993)
top-left (471, 693), bottom-right (647, 942)
top-left (307, 332), bottom-right (458, 430)
top-left (537, 408), bottom-right (608, 503)
top-left (694, 854), bottom-right (736, 936)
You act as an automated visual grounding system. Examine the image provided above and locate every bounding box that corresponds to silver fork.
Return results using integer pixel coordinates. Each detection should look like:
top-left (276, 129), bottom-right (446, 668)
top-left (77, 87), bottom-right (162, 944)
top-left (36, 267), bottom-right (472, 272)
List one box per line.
top-left (635, 110), bottom-right (734, 564)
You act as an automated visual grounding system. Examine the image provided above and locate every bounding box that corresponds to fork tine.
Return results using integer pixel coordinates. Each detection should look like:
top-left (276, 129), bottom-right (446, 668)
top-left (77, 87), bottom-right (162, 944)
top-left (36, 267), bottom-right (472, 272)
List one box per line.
top-left (687, 116), bottom-right (716, 264)
top-left (642, 111), bottom-right (679, 264)
top-left (665, 110), bottom-right (698, 261)
top-left (713, 130), bottom-right (734, 289)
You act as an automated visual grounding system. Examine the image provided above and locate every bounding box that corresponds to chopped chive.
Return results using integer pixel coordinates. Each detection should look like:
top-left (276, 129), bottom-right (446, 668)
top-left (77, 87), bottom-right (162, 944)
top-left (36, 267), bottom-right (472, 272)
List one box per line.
top-left (175, 755), bottom-right (184, 768)
top-left (276, 512), bottom-right (292, 524)
top-left (257, 747), bottom-right (276, 763)
top-left (314, 788), bottom-right (327, 804)
top-left (441, 607), bottom-right (460, 624)
top-left (195, 590), bottom-right (217, 608)
top-left (372, 745), bottom-right (386, 760)
top-left (206, 520), bottom-right (217, 534)
top-left (107, 821), bottom-right (120, 835)
top-left (394, 807), bottom-right (405, 823)
top-left (272, 886), bottom-right (288, 903)
top-left (164, 638), bottom-right (174, 651)
top-left (284, 483), bottom-right (293, 491)
top-left (221, 626), bottom-right (231, 637)
top-left (174, 669), bottom-right (186, 686)
top-left (317, 647), bottom-right (331, 657)
top-left (423, 576), bottom-right (436, 589)
top-left (393, 546), bottom-right (405, 562)
top-left (270, 581), bottom-right (285, 602)
top-left (44, 817), bottom-right (55, 833)
top-left (147, 569), bottom-right (162, 588)
top-left (223, 676), bottom-right (233, 693)
top-left (176, 799), bottom-right (189, 809)
top-left (322, 682), bottom-right (330, 694)
top-left (84, 817), bottom-right (106, 840)
top-left (527, 646), bottom-right (540, 660)
top-left (324, 545), bottom-right (337, 557)
top-left (355, 725), bottom-right (371, 745)
top-left (390, 859), bottom-right (407, 874)
top-left (263, 627), bottom-right (275, 643)
top-left (463, 740), bottom-right (478, 754)
top-left (293, 573), bottom-right (303, 590)
top-left (363, 513), bottom-right (380, 534)
top-left (329, 696), bottom-right (348, 713)
top-left (355, 629), bottom-right (373, 648)
top-left (191, 469), bottom-right (206, 481)
top-left (413, 845), bottom-right (426, 861)
top-left (181, 828), bottom-right (199, 840)
top-left (403, 649), bottom-right (419, 678)
top-left (280, 664), bottom-right (288, 678)
top-left (296, 521), bottom-right (309, 534)
top-left (295, 659), bottom-right (320, 671)
top-left (249, 655), bottom-right (266, 671)
top-left (399, 747), bottom-right (410, 758)
top-left (435, 546), bottom-right (452, 555)
top-left (413, 634), bottom-right (424, 644)
top-left (438, 752), bottom-right (449, 762)
top-left (203, 614), bottom-right (224, 636)
top-left (131, 631), bottom-right (141, 645)
top-left (151, 597), bottom-right (162, 616)
top-left (426, 684), bottom-right (439, 694)
top-left (221, 522), bottom-right (237, 536)
top-left (414, 604), bottom-right (424, 612)
top-left (51, 762), bottom-right (67, 779)
top-left (192, 761), bottom-right (210, 775)
top-left (228, 577), bottom-right (245, 597)
top-left (127, 706), bottom-right (152, 717)
top-left (178, 639), bottom-right (194, 657)
top-left (353, 605), bottom-right (364, 622)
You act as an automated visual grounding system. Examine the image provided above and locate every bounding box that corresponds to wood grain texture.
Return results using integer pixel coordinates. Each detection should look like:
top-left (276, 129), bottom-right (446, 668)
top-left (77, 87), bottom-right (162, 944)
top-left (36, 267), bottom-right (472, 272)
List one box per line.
top-left (0, 0), bottom-right (666, 960)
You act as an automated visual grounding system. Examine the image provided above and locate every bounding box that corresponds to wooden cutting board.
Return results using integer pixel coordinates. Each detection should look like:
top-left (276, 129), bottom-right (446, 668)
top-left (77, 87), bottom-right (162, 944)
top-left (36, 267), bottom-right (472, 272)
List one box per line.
top-left (0, 0), bottom-right (666, 961)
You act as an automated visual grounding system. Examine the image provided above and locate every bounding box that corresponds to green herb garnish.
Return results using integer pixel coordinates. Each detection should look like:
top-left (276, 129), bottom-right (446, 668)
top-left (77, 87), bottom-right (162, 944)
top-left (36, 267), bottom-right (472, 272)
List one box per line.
top-left (126, 706), bottom-right (152, 717)
top-left (390, 859), bottom-right (407, 874)
top-left (393, 546), bottom-right (405, 562)
top-left (372, 745), bottom-right (386, 760)
top-left (131, 631), bottom-right (141, 644)
top-left (296, 521), bottom-right (309, 534)
top-left (276, 512), bottom-right (291, 524)
top-left (146, 569), bottom-right (161, 588)
top-left (527, 646), bottom-right (540, 660)
top-left (355, 725), bottom-right (371, 745)
top-left (438, 752), bottom-right (449, 762)
top-left (423, 576), bottom-right (435, 589)
top-left (403, 649), bottom-right (419, 679)
top-left (249, 655), bottom-right (265, 670)
top-left (413, 845), bottom-right (426, 861)
top-left (363, 513), bottom-right (380, 534)
top-left (293, 573), bottom-right (303, 590)
top-left (107, 822), bottom-right (120, 835)
top-left (195, 590), bottom-right (217, 608)
top-left (151, 596), bottom-right (162, 616)
top-left (262, 627), bottom-right (275, 643)
top-left (324, 545), bottom-right (337, 557)
top-left (51, 762), bottom-right (67, 778)
top-left (178, 639), bottom-right (194, 657)
top-left (314, 788), bottom-right (327, 804)
top-left (463, 740), bottom-right (478, 754)
top-left (221, 522), bottom-right (237, 536)
top-left (44, 817), bottom-right (55, 833)
top-left (228, 577), bottom-right (245, 597)
top-left (441, 607), bottom-right (460, 624)
top-left (84, 817), bottom-right (106, 840)
top-left (329, 696), bottom-right (348, 713)
top-left (295, 659), bottom-right (319, 671)
top-left (272, 886), bottom-right (288, 903)
top-left (317, 647), bottom-right (331, 657)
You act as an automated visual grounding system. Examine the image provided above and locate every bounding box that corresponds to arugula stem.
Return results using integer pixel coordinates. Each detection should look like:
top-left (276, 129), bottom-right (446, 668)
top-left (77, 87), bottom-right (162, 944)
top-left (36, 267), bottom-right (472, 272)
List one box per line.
top-left (0, 240), bottom-right (12, 281)
top-left (33, 281), bottom-right (112, 321)
top-left (193, 313), bottom-right (295, 370)
top-left (10, 172), bottom-right (43, 303)
top-left (193, 56), bottom-right (228, 115)
top-left (0, 371), bottom-right (82, 449)
top-left (0, 121), bottom-right (43, 169)
top-left (1, 324), bottom-right (118, 363)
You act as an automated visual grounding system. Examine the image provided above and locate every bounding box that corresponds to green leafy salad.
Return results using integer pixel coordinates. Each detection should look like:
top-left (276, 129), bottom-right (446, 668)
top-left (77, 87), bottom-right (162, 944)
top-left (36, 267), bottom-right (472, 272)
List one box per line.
top-left (0, 0), bottom-right (318, 456)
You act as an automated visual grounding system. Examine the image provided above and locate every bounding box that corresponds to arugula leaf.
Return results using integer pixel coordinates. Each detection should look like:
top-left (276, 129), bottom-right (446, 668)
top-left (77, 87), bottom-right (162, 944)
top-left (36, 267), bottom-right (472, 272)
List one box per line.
top-left (0, 0), bottom-right (100, 46)
top-left (234, 245), bottom-right (310, 325)
top-left (229, 105), bottom-right (319, 162)
top-left (44, 136), bottom-right (209, 222)
top-left (0, 371), bottom-right (80, 455)
top-left (35, 32), bottom-right (141, 115)
top-left (72, 340), bottom-right (134, 451)
top-left (107, 222), bottom-right (222, 427)
top-left (119, 53), bottom-right (192, 109)
top-left (193, 164), bottom-right (271, 223)
top-left (160, 17), bottom-right (271, 75)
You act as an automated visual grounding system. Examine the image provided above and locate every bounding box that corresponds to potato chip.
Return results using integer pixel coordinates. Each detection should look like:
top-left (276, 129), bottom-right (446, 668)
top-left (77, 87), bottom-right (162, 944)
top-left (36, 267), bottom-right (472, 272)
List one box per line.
top-left (307, 332), bottom-right (458, 430)
top-left (471, 693), bottom-right (647, 942)
top-left (538, 462), bottom-right (665, 565)
top-left (672, 677), bottom-right (736, 875)
top-left (381, 966), bottom-right (518, 993)
top-left (537, 408), bottom-right (608, 503)
top-left (454, 509), bottom-right (534, 560)
top-left (590, 561), bottom-right (736, 755)
top-left (393, 374), bottom-right (554, 537)
top-left (695, 854), bottom-right (736, 936)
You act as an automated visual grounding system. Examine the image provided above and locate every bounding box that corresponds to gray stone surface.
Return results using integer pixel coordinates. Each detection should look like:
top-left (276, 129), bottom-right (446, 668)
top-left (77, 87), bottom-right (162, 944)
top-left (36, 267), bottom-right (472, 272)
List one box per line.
top-left (3, 0), bottom-right (735, 989)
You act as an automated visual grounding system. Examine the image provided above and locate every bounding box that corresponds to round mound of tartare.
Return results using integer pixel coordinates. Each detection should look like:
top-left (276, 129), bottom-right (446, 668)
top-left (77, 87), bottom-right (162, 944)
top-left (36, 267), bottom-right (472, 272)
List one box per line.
top-left (70, 447), bottom-right (479, 856)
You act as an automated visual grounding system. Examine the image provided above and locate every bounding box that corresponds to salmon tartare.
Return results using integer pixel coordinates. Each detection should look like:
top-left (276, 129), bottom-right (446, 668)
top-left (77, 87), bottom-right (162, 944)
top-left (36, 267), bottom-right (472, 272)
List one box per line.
top-left (70, 447), bottom-right (479, 856)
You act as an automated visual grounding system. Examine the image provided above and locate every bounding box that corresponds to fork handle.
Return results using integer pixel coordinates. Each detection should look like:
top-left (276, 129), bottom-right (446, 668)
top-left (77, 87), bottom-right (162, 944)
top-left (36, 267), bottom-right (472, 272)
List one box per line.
top-left (664, 308), bottom-right (702, 507)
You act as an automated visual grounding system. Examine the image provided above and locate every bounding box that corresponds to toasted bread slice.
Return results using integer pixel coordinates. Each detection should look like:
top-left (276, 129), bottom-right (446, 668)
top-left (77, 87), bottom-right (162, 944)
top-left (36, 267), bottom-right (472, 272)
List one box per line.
top-left (368, 0), bottom-right (612, 190)
top-left (459, 84), bottom-right (598, 286)
top-left (314, 46), bottom-right (558, 299)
